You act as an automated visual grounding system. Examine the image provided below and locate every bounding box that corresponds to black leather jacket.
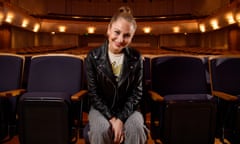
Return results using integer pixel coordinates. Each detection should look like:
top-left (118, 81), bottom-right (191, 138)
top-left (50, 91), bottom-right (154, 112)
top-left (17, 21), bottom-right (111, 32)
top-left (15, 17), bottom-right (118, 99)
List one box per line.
top-left (85, 41), bottom-right (143, 122)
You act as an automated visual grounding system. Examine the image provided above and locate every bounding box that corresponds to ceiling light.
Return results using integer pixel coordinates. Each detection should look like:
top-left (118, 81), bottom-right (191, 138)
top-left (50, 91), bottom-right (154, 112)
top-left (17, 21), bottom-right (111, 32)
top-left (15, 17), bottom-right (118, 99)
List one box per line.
top-left (87, 27), bottom-right (96, 34)
top-left (199, 24), bottom-right (206, 32)
top-left (0, 11), bottom-right (4, 23)
top-left (225, 12), bottom-right (235, 24)
top-left (235, 12), bottom-right (240, 24)
top-left (22, 19), bottom-right (29, 27)
top-left (210, 19), bottom-right (219, 30)
top-left (5, 12), bottom-right (14, 23)
top-left (33, 23), bottom-right (40, 32)
top-left (143, 27), bottom-right (151, 34)
top-left (173, 26), bottom-right (180, 33)
top-left (72, 16), bottom-right (81, 19)
top-left (59, 26), bottom-right (66, 32)
top-left (159, 16), bottom-right (167, 19)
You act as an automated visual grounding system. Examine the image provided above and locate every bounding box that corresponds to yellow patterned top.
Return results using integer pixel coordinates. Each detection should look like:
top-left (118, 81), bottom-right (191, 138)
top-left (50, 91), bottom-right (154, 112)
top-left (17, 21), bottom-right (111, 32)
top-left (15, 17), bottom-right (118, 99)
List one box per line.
top-left (108, 50), bottom-right (124, 82)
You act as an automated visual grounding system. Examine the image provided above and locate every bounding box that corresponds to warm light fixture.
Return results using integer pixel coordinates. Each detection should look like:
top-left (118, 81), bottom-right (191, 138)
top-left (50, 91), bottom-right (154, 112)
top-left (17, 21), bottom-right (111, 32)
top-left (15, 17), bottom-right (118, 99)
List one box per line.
top-left (22, 19), bottom-right (29, 27)
top-left (51, 31), bottom-right (55, 35)
top-left (59, 26), bottom-right (66, 32)
top-left (87, 26), bottom-right (96, 34)
top-left (33, 23), bottom-right (40, 32)
top-left (210, 19), bottom-right (219, 30)
top-left (173, 26), bottom-right (180, 33)
top-left (235, 12), bottom-right (240, 25)
top-left (72, 16), bottom-right (81, 19)
top-left (159, 16), bottom-right (167, 19)
top-left (143, 27), bottom-right (151, 34)
top-left (199, 24), bottom-right (206, 32)
top-left (5, 12), bottom-right (14, 23)
top-left (225, 12), bottom-right (236, 24)
top-left (0, 11), bottom-right (4, 23)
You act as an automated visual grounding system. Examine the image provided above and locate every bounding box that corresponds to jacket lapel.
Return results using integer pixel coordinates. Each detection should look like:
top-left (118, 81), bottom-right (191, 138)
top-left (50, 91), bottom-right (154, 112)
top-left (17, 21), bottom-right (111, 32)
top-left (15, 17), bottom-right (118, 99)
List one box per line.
top-left (96, 43), bottom-right (117, 85)
top-left (96, 42), bottom-right (137, 87)
top-left (118, 49), bottom-right (136, 87)
top-left (98, 58), bottom-right (116, 84)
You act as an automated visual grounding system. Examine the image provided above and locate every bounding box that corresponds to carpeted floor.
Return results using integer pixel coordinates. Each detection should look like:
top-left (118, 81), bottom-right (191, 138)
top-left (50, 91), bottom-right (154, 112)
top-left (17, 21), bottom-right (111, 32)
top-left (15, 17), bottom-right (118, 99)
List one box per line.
top-left (3, 134), bottom-right (231, 144)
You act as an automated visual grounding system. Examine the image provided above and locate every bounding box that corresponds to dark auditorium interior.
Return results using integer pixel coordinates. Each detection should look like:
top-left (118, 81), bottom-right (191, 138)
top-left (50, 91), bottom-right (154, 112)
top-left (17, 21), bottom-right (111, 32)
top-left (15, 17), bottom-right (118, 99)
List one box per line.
top-left (1, 0), bottom-right (240, 144)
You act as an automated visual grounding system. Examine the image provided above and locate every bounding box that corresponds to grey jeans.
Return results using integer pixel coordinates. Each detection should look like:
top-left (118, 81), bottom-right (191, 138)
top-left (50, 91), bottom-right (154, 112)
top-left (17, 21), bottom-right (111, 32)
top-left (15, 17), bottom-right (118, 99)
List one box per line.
top-left (88, 107), bottom-right (147, 144)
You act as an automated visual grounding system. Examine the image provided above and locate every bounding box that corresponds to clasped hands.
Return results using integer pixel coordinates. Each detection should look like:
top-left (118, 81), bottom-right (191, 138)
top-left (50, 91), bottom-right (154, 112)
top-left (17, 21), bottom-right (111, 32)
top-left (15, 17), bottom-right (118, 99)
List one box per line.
top-left (109, 117), bottom-right (124, 144)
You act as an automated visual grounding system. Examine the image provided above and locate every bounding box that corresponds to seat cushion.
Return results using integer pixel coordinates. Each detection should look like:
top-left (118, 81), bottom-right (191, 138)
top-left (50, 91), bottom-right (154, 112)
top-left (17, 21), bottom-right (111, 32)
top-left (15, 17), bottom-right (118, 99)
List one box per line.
top-left (20, 92), bottom-right (71, 104)
top-left (237, 95), bottom-right (240, 102)
top-left (164, 94), bottom-right (214, 102)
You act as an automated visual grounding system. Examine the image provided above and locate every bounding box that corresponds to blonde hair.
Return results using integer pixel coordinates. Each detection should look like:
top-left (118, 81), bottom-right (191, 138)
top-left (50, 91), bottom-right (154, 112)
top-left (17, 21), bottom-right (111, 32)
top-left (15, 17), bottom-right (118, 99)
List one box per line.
top-left (109, 6), bottom-right (137, 30)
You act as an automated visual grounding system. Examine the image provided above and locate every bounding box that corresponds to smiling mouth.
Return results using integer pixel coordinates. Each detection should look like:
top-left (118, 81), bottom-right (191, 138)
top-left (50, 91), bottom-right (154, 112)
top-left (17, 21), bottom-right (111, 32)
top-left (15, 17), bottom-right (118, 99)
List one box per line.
top-left (114, 42), bottom-right (122, 47)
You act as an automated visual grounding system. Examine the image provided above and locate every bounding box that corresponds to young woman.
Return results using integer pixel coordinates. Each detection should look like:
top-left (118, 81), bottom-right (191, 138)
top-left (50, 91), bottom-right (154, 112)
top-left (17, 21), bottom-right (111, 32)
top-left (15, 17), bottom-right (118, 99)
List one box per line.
top-left (85, 6), bottom-right (146, 144)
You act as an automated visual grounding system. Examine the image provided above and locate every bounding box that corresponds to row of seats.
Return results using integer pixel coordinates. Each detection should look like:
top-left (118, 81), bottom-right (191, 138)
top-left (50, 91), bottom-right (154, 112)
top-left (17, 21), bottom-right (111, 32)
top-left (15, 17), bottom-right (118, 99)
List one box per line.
top-left (0, 45), bottom-right (77, 55)
top-left (3, 45), bottom-right (240, 56)
top-left (46, 46), bottom-right (240, 55)
top-left (0, 53), bottom-right (240, 144)
top-left (160, 46), bottom-right (240, 55)
top-left (144, 55), bottom-right (240, 144)
top-left (0, 53), bottom-right (87, 144)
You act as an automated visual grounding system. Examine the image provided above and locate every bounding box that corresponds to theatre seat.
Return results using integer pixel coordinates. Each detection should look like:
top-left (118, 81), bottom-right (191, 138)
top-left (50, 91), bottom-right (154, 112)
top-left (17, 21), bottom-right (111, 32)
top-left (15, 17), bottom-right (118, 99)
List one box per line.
top-left (149, 55), bottom-right (216, 144)
top-left (209, 55), bottom-right (240, 144)
top-left (0, 53), bottom-right (25, 142)
top-left (18, 54), bottom-right (87, 144)
top-left (141, 56), bottom-right (152, 122)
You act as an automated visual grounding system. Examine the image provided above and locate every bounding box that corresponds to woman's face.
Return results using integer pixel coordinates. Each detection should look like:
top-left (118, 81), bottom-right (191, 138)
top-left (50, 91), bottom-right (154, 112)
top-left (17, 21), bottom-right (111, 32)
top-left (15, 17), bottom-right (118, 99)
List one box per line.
top-left (107, 17), bottom-right (135, 54)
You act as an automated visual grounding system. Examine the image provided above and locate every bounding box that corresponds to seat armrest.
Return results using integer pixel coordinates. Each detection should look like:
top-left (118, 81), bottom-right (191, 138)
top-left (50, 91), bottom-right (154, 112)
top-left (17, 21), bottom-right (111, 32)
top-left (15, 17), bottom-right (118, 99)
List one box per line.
top-left (71, 90), bottom-right (88, 101)
top-left (0, 89), bottom-right (26, 97)
top-left (148, 90), bottom-right (164, 102)
top-left (212, 90), bottom-right (238, 101)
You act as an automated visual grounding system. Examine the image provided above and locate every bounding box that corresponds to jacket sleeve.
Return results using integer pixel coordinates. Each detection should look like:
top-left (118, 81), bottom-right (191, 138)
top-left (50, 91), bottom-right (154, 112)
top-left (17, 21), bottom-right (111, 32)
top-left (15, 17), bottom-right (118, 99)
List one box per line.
top-left (85, 52), bottom-right (113, 120)
top-left (117, 56), bottom-right (143, 122)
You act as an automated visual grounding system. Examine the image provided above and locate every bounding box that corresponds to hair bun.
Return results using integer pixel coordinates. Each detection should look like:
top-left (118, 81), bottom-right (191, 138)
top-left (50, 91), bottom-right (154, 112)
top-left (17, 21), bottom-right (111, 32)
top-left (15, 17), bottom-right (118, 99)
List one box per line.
top-left (119, 6), bottom-right (132, 14)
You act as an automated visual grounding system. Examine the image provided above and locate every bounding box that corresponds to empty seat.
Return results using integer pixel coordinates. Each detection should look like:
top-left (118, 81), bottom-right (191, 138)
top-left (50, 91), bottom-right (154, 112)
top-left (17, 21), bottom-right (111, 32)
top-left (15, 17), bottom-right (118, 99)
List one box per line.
top-left (18, 54), bottom-right (87, 144)
top-left (149, 55), bottom-right (216, 144)
top-left (0, 53), bottom-right (25, 142)
top-left (141, 56), bottom-right (152, 121)
top-left (209, 55), bottom-right (240, 144)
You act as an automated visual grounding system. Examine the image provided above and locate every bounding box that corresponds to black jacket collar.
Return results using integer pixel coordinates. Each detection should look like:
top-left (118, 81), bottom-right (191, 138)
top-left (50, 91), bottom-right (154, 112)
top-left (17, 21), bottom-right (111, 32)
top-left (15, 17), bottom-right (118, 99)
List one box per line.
top-left (94, 41), bottom-right (139, 86)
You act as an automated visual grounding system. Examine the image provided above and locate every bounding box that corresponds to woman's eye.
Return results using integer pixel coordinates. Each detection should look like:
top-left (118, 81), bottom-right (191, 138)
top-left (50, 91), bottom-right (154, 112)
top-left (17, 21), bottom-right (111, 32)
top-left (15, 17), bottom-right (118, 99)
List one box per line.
top-left (124, 34), bottom-right (130, 38)
top-left (115, 31), bottom-right (120, 35)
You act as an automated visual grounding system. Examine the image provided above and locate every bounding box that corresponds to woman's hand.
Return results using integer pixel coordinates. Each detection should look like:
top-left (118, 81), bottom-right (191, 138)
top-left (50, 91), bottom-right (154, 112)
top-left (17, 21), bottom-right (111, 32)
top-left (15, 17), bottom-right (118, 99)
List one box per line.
top-left (110, 117), bottom-right (124, 144)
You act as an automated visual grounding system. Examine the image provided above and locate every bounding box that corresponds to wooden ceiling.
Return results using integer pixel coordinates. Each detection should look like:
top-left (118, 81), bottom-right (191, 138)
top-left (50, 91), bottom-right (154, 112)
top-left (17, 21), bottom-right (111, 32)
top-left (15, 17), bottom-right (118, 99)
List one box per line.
top-left (1, 0), bottom-right (239, 35)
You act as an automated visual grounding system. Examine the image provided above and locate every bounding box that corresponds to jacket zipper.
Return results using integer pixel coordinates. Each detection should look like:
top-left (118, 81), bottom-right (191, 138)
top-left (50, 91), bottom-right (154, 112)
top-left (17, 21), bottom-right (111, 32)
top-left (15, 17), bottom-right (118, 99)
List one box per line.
top-left (97, 64), bottom-right (118, 108)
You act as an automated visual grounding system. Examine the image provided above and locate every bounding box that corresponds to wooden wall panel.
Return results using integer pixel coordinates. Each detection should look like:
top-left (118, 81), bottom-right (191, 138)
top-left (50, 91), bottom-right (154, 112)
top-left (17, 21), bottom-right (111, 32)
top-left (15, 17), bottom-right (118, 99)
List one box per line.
top-left (0, 24), bottom-right (232, 51)
top-left (228, 25), bottom-right (240, 50)
top-left (200, 28), bottom-right (228, 49)
top-left (52, 34), bottom-right (78, 46)
top-left (0, 25), bottom-right (11, 49)
top-left (47, 0), bottom-right (65, 14)
top-left (10, 0), bottom-right (231, 17)
top-left (14, 0), bottom-right (47, 15)
top-left (11, 27), bottom-right (35, 48)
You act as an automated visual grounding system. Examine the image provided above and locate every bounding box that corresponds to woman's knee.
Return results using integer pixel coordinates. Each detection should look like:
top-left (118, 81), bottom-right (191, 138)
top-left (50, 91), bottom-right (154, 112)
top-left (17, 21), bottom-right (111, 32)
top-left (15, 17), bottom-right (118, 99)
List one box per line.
top-left (124, 112), bottom-right (146, 135)
top-left (90, 120), bottom-right (110, 134)
top-left (125, 122), bottom-right (145, 134)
